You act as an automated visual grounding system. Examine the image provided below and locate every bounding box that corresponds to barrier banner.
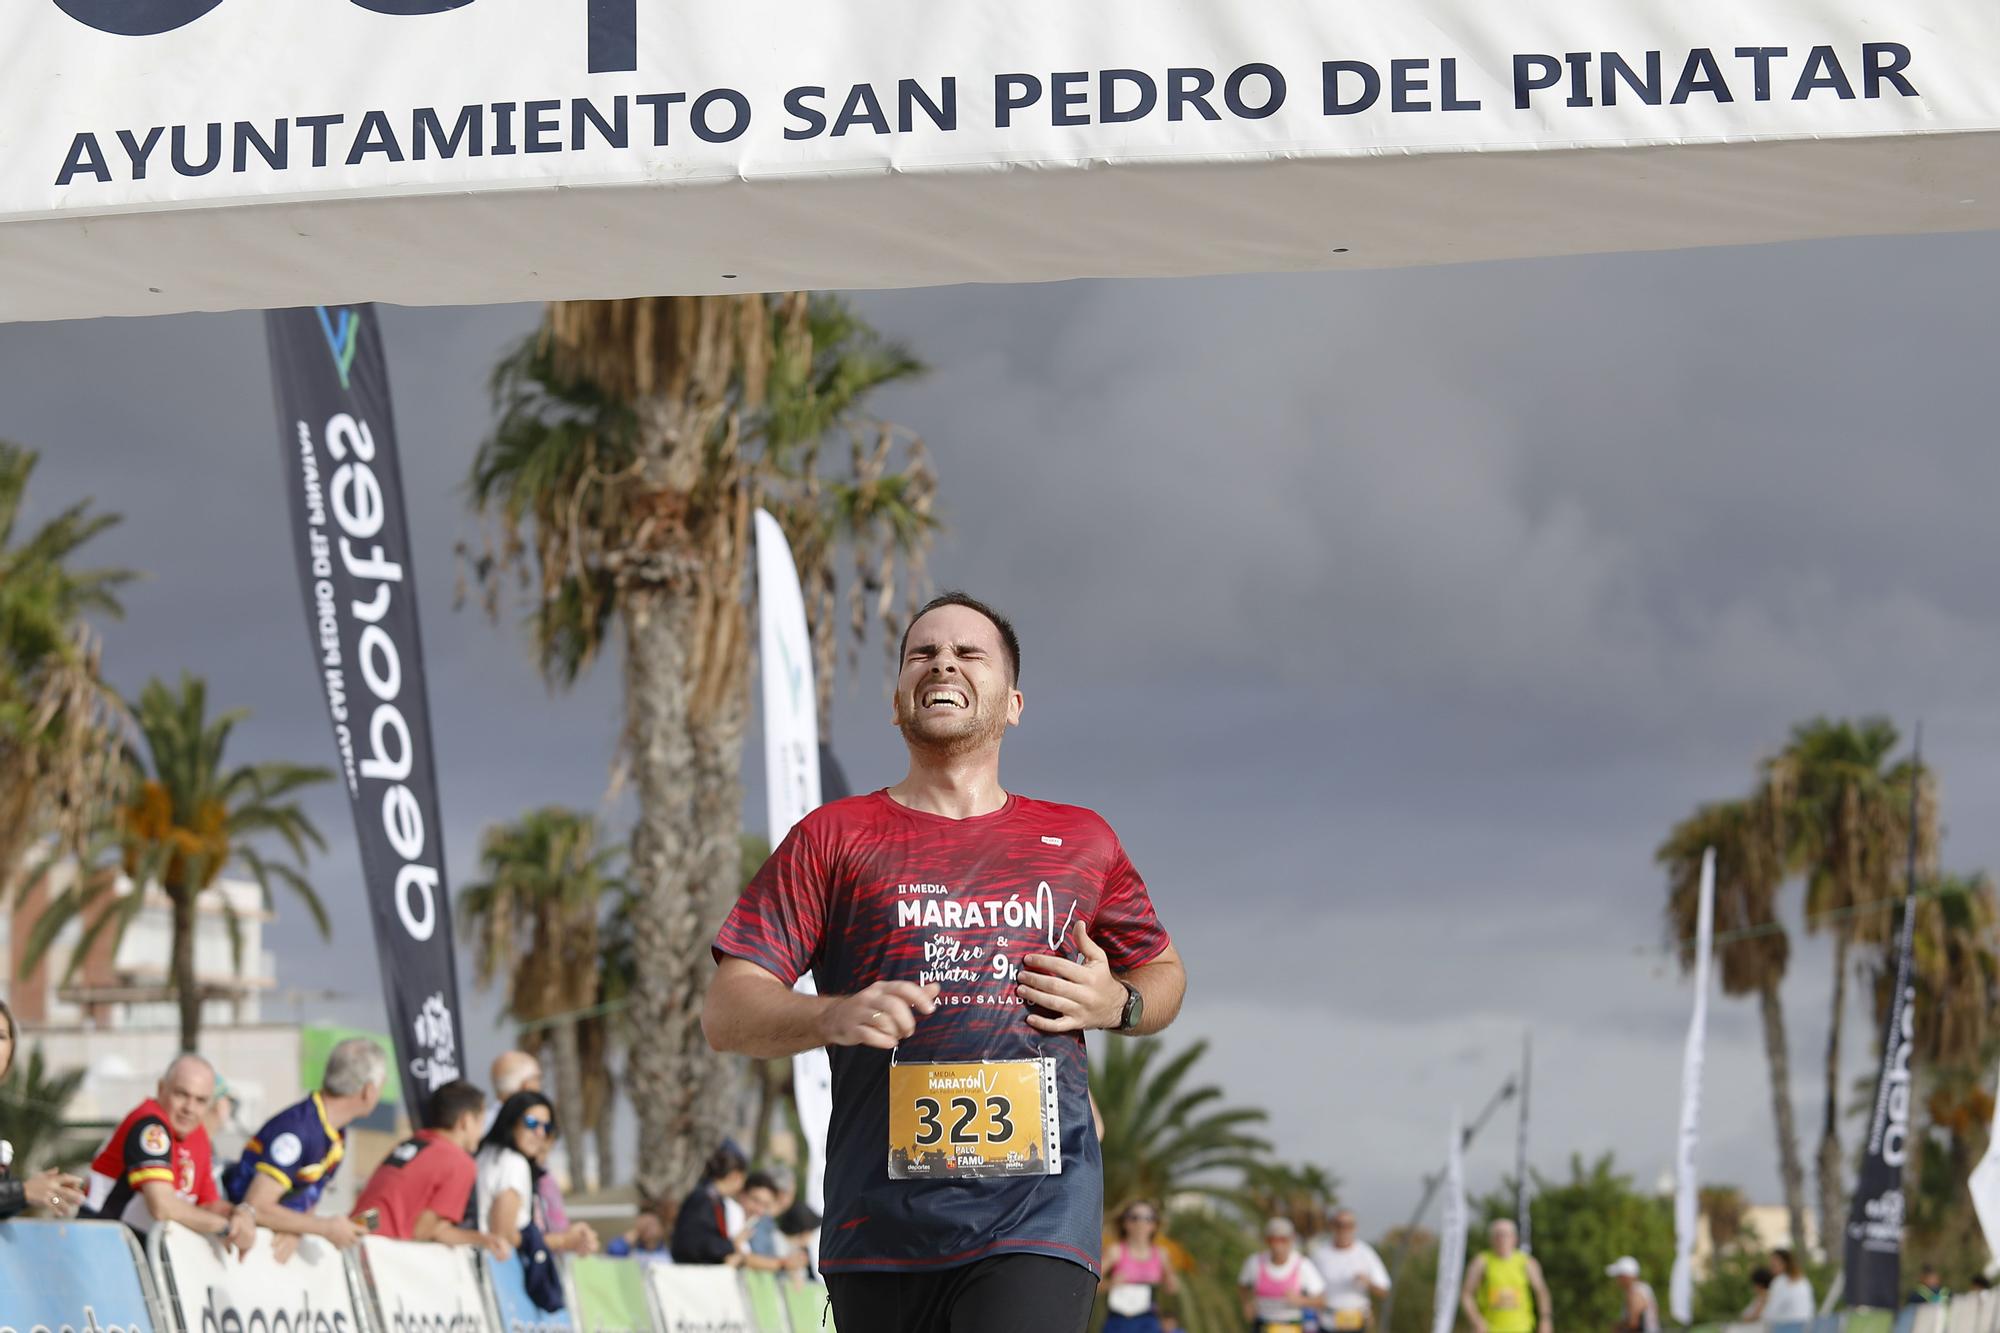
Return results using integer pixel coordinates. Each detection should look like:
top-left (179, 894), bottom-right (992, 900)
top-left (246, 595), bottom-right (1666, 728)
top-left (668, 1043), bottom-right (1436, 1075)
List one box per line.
top-left (271, 303), bottom-right (467, 1102)
top-left (785, 1281), bottom-right (833, 1333)
top-left (355, 1236), bottom-right (491, 1333)
top-left (646, 1266), bottom-right (751, 1333)
top-left (11, 2), bottom-right (2000, 319)
top-left (740, 1272), bottom-right (788, 1333)
top-left (483, 1251), bottom-right (576, 1333)
top-left (0, 1219), bottom-right (157, 1333)
top-left (570, 1257), bottom-right (653, 1333)
top-left (150, 1224), bottom-right (360, 1333)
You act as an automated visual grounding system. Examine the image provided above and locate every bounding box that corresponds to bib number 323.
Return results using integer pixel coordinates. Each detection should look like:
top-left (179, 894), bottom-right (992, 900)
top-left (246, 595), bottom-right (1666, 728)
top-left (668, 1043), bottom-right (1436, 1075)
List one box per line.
top-left (887, 1058), bottom-right (1061, 1180)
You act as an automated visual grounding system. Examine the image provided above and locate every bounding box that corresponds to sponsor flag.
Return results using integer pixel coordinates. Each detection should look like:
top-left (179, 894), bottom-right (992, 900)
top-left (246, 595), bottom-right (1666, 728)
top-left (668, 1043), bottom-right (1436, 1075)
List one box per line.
top-left (1433, 1109), bottom-right (1467, 1333)
top-left (269, 304), bottom-right (464, 1098)
top-left (1843, 738), bottom-right (1924, 1308)
top-left (1516, 1031), bottom-right (1533, 1253)
top-left (754, 509), bottom-right (834, 1219)
top-left (1670, 847), bottom-right (1716, 1324)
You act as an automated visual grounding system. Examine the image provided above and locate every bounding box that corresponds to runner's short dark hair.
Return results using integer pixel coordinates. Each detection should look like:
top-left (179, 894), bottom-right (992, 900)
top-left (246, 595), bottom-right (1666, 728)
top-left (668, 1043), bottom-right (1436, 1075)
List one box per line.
top-left (425, 1079), bottom-right (486, 1130)
top-left (899, 591), bottom-right (1021, 684)
top-left (745, 1169), bottom-right (783, 1195)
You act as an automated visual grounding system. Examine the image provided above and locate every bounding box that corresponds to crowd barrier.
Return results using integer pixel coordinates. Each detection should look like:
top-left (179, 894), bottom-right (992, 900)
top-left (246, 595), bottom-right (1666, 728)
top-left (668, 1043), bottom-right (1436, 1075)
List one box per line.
top-left (1688, 1294), bottom-right (2000, 1333)
top-left (0, 1221), bottom-right (832, 1333)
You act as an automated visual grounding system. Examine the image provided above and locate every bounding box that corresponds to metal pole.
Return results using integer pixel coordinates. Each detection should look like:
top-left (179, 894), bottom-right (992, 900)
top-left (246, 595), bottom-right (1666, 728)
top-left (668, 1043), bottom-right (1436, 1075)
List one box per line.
top-left (1516, 1032), bottom-right (1533, 1253)
top-left (1378, 1075), bottom-right (1519, 1333)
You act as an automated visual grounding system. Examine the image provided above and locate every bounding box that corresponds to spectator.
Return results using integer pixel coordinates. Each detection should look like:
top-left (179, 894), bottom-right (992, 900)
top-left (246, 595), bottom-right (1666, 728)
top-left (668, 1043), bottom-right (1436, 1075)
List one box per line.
top-left (1742, 1268), bottom-right (1775, 1320)
top-left (1971, 1275), bottom-right (1993, 1293)
top-left (1908, 1265), bottom-right (1948, 1307)
top-left (776, 1197), bottom-right (821, 1278)
top-left (224, 1036), bottom-right (385, 1260)
top-left (608, 1209), bottom-right (670, 1259)
top-left (531, 1117), bottom-right (597, 1254)
top-left (1760, 1249), bottom-right (1815, 1323)
top-left (0, 998), bottom-right (84, 1219)
top-left (737, 1169), bottom-right (806, 1273)
top-left (486, 1050), bottom-right (575, 1235)
top-left (671, 1141), bottom-right (749, 1265)
top-left (746, 1165), bottom-right (794, 1261)
top-left (475, 1091), bottom-right (596, 1256)
top-left (80, 1053), bottom-right (256, 1256)
top-left (350, 1079), bottom-right (506, 1256)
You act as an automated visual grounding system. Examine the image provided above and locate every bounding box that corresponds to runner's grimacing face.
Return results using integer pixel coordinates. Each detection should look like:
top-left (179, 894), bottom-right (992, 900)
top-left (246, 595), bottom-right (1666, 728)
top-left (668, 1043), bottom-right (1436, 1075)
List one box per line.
top-left (893, 606), bottom-right (1022, 752)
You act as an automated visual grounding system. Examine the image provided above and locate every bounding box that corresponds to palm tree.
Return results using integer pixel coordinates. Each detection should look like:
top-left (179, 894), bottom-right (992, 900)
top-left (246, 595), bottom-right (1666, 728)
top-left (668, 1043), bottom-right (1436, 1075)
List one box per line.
top-left (0, 1044), bottom-right (93, 1172)
top-left (460, 805), bottom-right (624, 1191)
top-left (0, 441), bottom-right (131, 889)
top-left (1697, 1184), bottom-right (1750, 1253)
top-left (1766, 718), bottom-right (1934, 1242)
top-left (24, 674), bottom-right (330, 1051)
top-left (466, 294), bottom-right (933, 1201)
top-left (1659, 795), bottom-right (1808, 1253)
top-left (1242, 1161), bottom-right (1341, 1239)
top-left (1092, 1036), bottom-right (1271, 1215)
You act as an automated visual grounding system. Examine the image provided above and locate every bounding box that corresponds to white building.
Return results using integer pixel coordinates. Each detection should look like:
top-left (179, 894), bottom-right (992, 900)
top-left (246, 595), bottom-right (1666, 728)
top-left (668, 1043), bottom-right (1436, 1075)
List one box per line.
top-left (1, 860), bottom-right (303, 1140)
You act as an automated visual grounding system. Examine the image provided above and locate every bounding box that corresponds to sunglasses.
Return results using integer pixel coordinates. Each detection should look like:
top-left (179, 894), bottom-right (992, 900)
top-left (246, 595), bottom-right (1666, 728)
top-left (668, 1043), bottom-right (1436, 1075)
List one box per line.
top-left (521, 1114), bottom-right (554, 1134)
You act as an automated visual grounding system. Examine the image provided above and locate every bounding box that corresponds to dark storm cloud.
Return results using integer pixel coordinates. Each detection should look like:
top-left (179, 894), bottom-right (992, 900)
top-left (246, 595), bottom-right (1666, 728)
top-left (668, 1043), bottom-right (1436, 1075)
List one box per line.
top-left (5, 226), bottom-right (1998, 1225)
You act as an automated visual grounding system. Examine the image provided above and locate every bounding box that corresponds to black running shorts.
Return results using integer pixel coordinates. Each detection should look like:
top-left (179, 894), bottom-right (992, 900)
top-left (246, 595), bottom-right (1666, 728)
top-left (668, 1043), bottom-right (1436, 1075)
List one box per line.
top-left (824, 1253), bottom-right (1098, 1333)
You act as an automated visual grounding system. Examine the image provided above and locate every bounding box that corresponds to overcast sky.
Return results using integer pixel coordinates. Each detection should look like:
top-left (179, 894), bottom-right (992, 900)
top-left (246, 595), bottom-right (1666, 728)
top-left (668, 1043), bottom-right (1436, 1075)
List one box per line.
top-left (7, 229), bottom-right (2000, 1234)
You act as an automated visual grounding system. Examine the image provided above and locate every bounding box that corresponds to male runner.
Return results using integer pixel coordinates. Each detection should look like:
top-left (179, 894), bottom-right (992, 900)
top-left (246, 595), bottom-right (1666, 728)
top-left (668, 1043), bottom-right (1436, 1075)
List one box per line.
top-left (705, 592), bottom-right (1187, 1333)
top-left (1462, 1220), bottom-right (1554, 1333)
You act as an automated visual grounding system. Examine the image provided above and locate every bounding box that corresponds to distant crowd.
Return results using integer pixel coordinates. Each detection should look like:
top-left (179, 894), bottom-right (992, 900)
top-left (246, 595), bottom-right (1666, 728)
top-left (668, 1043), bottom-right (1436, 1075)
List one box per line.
top-left (0, 1000), bottom-right (817, 1316)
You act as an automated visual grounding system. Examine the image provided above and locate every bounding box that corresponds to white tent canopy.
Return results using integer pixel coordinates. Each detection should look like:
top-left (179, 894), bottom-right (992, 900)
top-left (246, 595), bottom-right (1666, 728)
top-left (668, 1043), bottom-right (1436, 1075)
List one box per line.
top-left (6, 0), bottom-right (2000, 321)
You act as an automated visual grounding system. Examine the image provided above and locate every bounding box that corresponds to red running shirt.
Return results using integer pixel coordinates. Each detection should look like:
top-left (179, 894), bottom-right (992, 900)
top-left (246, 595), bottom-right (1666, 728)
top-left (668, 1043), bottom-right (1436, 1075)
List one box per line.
top-left (715, 790), bottom-right (1171, 1277)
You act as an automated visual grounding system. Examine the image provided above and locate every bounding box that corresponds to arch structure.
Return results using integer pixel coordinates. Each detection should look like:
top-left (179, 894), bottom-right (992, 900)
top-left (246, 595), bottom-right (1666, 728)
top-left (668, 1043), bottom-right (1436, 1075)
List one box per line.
top-left (4, 0), bottom-right (1999, 321)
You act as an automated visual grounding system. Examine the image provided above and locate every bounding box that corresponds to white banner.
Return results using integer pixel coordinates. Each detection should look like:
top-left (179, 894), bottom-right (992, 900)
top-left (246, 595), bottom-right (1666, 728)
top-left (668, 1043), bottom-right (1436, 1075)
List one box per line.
top-left (754, 508), bottom-right (834, 1224)
top-left (646, 1265), bottom-right (753, 1333)
top-left (356, 1234), bottom-right (493, 1333)
top-left (1671, 847), bottom-right (1716, 1325)
top-left (1433, 1110), bottom-right (1467, 1333)
top-left (150, 1223), bottom-right (362, 1333)
top-left (9, 1), bottom-right (2000, 319)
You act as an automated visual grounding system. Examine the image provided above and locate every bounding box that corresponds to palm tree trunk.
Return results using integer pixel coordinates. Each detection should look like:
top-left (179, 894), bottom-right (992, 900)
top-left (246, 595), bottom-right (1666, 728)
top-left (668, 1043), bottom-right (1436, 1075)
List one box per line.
top-left (1757, 974), bottom-right (1810, 1256)
top-left (171, 888), bottom-right (202, 1052)
top-left (1816, 933), bottom-right (1849, 1254)
top-left (548, 1014), bottom-right (593, 1192)
top-left (623, 587), bottom-right (734, 1203)
top-left (596, 1092), bottom-right (617, 1191)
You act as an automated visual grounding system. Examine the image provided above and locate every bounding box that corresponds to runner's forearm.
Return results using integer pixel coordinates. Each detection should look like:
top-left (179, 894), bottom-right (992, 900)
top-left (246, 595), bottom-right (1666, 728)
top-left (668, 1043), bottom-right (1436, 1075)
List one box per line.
top-left (1116, 948), bottom-right (1186, 1035)
top-left (704, 960), bottom-right (835, 1058)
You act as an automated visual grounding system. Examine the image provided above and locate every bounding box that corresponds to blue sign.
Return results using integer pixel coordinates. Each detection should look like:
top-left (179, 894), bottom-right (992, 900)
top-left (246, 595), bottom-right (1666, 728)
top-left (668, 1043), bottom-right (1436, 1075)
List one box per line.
top-left (484, 1251), bottom-right (575, 1333)
top-left (0, 1220), bottom-right (156, 1333)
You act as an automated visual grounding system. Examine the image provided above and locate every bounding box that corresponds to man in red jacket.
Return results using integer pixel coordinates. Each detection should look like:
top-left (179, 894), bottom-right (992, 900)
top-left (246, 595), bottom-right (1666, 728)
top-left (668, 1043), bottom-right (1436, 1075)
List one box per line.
top-left (351, 1079), bottom-right (508, 1255)
top-left (82, 1053), bottom-right (256, 1254)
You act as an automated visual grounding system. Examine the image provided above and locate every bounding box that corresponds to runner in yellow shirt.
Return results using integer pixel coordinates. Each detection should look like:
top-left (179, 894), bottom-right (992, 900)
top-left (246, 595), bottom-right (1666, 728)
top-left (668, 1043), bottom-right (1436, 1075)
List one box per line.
top-left (1461, 1220), bottom-right (1553, 1333)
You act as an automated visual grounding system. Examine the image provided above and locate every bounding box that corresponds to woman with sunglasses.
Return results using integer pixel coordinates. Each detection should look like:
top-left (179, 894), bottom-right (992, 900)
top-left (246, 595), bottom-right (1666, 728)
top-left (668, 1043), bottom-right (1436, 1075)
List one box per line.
top-left (474, 1092), bottom-right (598, 1252)
top-left (1102, 1200), bottom-right (1177, 1333)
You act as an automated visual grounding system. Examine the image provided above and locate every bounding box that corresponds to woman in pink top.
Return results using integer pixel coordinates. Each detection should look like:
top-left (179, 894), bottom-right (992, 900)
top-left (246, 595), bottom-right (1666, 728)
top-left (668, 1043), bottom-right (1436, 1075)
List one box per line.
top-left (1103, 1200), bottom-right (1178, 1333)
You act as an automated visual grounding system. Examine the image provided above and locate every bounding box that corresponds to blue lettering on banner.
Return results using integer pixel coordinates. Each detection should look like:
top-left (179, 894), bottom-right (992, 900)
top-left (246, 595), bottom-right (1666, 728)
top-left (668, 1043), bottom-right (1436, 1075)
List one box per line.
top-left (0, 1220), bottom-right (156, 1333)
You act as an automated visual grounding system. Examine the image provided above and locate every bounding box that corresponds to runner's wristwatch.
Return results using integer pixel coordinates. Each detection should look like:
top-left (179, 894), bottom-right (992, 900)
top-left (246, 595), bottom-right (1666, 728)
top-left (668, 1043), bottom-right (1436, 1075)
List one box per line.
top-left (1114, 980), bottom-right (1144, 1034)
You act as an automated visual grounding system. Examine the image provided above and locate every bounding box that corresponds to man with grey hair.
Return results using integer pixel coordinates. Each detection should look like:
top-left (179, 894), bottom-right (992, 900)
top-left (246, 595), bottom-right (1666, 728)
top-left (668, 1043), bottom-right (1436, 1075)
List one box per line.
top-left (225, 1036), bottom-right (387, 1258)
top-left (83, 1053), bottom-right (255, 1254)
